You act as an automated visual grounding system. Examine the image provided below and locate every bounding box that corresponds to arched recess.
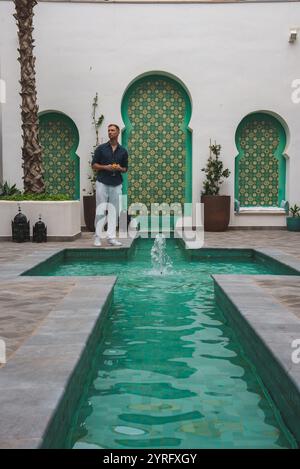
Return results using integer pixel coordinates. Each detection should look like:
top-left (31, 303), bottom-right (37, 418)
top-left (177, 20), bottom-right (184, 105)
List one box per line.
top-left (121, 73), bottom-right (192, 210)
top-left (38, 111), bottom-right (80, 199)
top-left (235, 112), bottom-right (287, 207)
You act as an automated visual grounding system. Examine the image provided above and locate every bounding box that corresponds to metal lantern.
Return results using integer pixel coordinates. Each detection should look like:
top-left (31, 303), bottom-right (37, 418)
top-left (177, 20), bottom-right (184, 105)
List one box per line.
top-left (32, 215), bottom-right (47, 243)
top-left (11, 205), bottom-right (30, 242)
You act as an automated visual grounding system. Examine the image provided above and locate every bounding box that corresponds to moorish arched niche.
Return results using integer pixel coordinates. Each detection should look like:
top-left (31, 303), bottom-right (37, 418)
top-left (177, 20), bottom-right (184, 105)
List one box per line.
top-left (121, 72), bottom-right (192, 210)
top-left (235, 112), bottom-right (287, 207)
top-left (38, 111), bottom-right (80, 199)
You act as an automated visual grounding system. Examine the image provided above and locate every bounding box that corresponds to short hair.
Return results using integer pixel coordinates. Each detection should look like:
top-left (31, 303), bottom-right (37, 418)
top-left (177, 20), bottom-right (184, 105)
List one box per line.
top-left (108, 124), bottom-right (120, 131)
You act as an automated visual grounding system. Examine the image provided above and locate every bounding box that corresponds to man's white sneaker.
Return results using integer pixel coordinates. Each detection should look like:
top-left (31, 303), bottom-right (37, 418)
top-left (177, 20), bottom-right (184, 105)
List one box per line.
top-left (107, 239), bottom-right (122, 246)
top-left (94, 237), bottom-right (102, 247)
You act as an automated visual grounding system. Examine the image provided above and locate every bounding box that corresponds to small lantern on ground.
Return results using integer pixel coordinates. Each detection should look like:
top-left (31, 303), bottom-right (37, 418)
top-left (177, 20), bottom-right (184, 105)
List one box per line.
top-left (11, 205), bottom-right (30, 242)
top-left (32, 215), bottom-right (47, 243)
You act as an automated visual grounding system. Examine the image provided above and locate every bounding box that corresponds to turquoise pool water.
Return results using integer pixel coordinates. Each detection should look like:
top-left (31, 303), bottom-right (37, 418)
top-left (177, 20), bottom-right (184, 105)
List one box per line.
top-left (43, 239), bottom-right (296, 448)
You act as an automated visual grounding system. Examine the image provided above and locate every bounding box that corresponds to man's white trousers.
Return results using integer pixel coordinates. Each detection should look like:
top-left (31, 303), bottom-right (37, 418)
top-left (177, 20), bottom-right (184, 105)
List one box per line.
top-left (95, 181), bottom-right (122, 239)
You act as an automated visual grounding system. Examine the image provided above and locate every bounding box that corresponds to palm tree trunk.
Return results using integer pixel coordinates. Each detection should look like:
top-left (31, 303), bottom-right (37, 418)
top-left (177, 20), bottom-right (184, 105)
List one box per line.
top-left (14, 0), bottom-right (44, 193)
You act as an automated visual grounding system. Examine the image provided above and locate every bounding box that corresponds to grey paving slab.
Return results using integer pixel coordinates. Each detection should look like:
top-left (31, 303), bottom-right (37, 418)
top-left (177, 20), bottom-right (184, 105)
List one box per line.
top-left (0, 275), bottom-right (116, 448)
top-left (213, 273), bottom-right (300, 445)
top-left (255, 277), bottom-right (300, 320)
top-left (0, 352), bottom-right (86, 390)
top-left (0, 438), bottom-right (43, 449)
top-left (0, 385), bottom-right (66, 441)
top-left (0, 279), bottom-right (75, 361)
top-left (22, 331), bottom-right (93, 347)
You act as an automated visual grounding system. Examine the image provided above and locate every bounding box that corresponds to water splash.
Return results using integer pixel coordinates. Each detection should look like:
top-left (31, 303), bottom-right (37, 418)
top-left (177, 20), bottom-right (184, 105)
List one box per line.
top-left (150, 234), bottom-right (173, 275)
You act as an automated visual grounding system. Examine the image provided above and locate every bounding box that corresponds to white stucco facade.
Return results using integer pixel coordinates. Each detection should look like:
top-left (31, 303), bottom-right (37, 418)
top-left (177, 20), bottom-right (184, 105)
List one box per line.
top-left (0, 0), bottom-right (300, 227)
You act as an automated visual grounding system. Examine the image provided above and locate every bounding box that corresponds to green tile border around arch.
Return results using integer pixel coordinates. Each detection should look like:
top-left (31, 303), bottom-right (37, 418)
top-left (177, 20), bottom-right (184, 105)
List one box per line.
top-left (38, 111), bottom-right (80, 200)
top-left (234, 112), bottom-right (287, 207)
top-left (121, 74), bottom-right (192, 207)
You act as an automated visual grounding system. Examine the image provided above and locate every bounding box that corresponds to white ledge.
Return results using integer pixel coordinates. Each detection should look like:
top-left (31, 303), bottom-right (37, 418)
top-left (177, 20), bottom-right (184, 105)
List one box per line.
top-left (236, 207), bottom-right (286, 216)
top-left (0, 200), bottom-right (81, 237)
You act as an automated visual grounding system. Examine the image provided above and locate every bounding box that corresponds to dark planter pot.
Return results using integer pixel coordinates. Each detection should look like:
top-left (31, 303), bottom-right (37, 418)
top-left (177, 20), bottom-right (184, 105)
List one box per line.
top-left (287, 217), bottom-right (300, 232)
top-left (83, 194), bottom-right (132, 232)
top-left (201, 195), bottom-right (231, 232)
top-left (83, 194), bottom-right (96, 232)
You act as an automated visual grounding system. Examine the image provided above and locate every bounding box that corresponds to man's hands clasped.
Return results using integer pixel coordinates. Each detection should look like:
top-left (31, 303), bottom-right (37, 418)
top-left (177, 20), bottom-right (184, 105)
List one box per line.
top-left (106, 163), bottom-right (126, 173)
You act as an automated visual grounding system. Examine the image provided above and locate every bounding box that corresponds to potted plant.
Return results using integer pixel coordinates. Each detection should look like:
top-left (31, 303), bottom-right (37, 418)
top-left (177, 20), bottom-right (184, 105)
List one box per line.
top-left (0, 181), bottom-right (21, 197)
top-left (287, 204), bottom-right (300, 232)
top-left (201, 141), bottom-right (231, 231)
top-left (82, 170), bottom-right (96, 232)
top-left (83, 93), bottom-right (104, 231)
top-left (0, 188), bottom-right (80, 240)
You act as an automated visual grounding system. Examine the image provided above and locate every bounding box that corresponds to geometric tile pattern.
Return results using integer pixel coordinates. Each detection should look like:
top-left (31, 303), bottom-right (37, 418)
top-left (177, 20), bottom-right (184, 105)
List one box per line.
top-left (126, 78), bottom-right (187, 209)
top-left (238, 117), bottom-right (280, 206)
top-left (39, 114), bottom-right (79, 198)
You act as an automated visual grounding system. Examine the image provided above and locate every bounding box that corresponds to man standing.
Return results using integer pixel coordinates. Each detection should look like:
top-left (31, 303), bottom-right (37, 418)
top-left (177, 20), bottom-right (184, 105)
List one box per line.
top-left (92, 124), bottom-right (128, 246)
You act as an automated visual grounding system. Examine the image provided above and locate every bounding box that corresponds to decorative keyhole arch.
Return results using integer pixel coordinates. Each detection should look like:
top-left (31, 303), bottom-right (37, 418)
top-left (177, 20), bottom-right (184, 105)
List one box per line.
top-left (39, 111), bottom-right (80, 199)
top-left (235, 112), bottom-right (286, 207)
top-left (121, 74), bottom-right (192, 210)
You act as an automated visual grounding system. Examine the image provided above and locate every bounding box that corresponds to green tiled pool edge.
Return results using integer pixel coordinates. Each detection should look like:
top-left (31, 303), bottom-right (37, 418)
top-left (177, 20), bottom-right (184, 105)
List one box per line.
top-left (21, 244), bottom-right (136, 277)
top-left (213, 275), bottom-right (300, 446)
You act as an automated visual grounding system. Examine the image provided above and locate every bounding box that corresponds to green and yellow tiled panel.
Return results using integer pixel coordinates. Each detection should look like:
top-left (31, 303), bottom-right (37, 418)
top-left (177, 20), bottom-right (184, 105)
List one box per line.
top-left (235, 113), bottom-right (286, 207)
top-left (122, 76), bottom-right (192, 210)
top-left (39, 112), bottom-right (80, 199)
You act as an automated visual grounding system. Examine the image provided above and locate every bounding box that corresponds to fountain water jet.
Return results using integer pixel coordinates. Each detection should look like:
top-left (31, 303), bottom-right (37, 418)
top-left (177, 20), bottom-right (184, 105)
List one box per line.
top-left (150, 234), bottom-right (173, 275)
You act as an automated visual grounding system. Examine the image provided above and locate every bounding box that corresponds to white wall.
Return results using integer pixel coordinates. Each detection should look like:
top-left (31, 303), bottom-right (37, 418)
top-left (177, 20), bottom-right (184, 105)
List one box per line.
top-left (1, 1), bottom-right (300, 226)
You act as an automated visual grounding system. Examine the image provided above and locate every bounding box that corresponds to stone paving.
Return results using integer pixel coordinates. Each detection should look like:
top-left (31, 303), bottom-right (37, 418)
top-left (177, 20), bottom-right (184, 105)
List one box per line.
top-left (0, 233), bottom-right (133, 365)
top-left (213, 273), bottom-right (300, 445)
top-left (203, 231), bottom-right (300, 318)
top-left (0, 279), bottom-right (75, 363)
top-left (202, 230), bottom-right (300, 260)
top-left (256, 277), bottom-right (300, 320)
top-left (0, 275), bottom-right (116, 449)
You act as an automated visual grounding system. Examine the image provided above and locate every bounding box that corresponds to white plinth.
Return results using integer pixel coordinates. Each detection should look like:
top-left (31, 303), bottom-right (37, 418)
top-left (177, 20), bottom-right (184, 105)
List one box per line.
top-left (0, 200), bottom-right (81, 240)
